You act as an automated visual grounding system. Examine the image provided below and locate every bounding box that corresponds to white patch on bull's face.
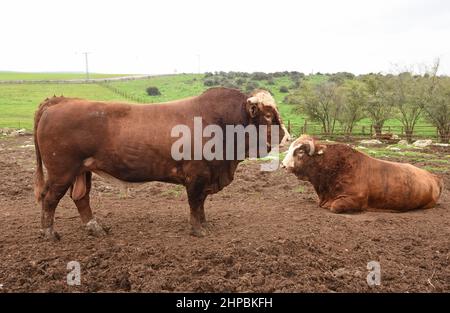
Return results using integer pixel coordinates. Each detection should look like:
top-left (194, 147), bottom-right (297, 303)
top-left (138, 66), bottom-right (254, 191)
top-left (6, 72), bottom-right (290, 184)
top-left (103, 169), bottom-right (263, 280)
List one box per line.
top-left (281, 141), bottom-right (303, 171)
top-left (281, 135), bottom-right (317, 171)
top-left (247, 90), bottom-right (291, 145)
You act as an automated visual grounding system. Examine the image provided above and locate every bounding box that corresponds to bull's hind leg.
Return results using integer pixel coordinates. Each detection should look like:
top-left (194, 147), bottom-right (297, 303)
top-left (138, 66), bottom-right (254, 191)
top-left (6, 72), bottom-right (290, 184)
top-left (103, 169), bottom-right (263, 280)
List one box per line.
top-left (40, 179), bottom-right (72, 241)
top-left (186, 178), bottom-right (208, 237)
top-left (71, 172), bottom-right (107, 237)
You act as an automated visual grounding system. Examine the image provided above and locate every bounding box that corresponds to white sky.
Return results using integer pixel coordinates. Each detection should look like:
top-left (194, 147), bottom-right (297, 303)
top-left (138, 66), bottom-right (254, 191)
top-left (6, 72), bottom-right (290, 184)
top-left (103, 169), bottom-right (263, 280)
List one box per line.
top-left (1, 0), bottom-right (450, 75)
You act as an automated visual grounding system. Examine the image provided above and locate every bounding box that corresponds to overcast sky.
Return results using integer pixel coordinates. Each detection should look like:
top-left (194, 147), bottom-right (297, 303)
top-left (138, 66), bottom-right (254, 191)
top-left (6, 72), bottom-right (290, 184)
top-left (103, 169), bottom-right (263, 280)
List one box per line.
top-left (1, 0), bottom-right (450, 75)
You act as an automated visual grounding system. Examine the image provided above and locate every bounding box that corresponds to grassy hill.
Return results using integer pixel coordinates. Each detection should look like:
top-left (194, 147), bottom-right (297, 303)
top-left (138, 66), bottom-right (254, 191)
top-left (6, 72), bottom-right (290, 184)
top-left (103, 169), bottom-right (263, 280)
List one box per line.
top-left (0, 73), bottom-right (203, 129)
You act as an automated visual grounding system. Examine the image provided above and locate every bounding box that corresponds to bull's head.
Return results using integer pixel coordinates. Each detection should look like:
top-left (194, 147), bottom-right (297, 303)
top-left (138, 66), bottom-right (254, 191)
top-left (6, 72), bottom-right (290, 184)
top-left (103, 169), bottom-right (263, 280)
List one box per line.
top-left (281, 134), bottom-right (325, 177)
top-left (246, 89), bottom-right (291, 152)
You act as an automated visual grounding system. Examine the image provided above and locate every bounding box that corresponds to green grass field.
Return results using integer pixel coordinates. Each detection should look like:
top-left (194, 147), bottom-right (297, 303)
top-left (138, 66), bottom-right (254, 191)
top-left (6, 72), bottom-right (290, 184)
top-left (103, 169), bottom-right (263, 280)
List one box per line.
top-left (0, 73), bottom-right (205, 129)
top-left (0, 72), bottom-right (438, 139)
top-left (0, 72), bottom-right (130, 81)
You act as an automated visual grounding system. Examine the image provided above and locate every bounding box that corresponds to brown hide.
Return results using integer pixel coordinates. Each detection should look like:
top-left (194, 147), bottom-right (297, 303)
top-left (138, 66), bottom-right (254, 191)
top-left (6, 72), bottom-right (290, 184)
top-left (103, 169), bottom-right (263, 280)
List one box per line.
top-left (34, 87), bottom-right (284, 218)
top-left (292, 144), bottom-right (443, 212)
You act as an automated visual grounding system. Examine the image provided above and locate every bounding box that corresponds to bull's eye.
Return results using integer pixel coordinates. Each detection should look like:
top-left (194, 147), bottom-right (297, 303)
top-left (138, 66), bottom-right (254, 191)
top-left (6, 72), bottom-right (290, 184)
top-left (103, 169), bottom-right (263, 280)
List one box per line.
top-left (264, 113), bottom-right (272, 120)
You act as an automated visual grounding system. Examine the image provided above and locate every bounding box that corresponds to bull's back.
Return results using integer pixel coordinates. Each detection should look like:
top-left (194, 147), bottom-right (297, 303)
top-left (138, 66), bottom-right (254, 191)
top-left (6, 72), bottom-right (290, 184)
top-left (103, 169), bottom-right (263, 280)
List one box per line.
top-left (363, 157), bottom-right (441, 211)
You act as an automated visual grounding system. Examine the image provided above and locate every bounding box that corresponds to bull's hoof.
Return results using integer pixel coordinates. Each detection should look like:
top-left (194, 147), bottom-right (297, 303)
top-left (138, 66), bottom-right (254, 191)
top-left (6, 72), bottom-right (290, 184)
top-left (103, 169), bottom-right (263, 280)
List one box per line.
top-left (329, 207), bottom-right (345, 214)
top-left (40, 228), bottom-right (61, 241)
top-left (86, 219), bottom-right (108, 237)
top-left (190, 226), bottom-right (207, 237)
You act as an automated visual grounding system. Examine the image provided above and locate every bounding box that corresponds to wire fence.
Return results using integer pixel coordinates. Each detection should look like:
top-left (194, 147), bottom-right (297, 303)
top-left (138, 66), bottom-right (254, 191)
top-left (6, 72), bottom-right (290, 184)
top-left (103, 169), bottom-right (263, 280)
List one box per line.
top-left (286, 120), bottom-right (449, 142)
top-left (96, 82), bottom-right (148, 103)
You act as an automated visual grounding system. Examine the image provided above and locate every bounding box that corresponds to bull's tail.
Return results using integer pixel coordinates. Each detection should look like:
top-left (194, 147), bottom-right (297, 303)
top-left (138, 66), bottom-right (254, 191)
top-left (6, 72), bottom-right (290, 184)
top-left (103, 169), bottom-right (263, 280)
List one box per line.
top-left (34, 96), bottom-right (65, 203)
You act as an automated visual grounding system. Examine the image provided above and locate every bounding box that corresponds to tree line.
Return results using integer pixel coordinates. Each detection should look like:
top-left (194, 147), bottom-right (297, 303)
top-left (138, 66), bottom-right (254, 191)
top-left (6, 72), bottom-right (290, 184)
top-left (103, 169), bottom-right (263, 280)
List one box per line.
top-left (286, 62), bottom-right (450, 143)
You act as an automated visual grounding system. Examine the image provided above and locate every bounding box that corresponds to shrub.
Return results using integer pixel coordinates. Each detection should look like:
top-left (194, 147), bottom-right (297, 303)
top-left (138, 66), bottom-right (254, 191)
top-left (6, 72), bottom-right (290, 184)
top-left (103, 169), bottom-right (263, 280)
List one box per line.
top-left (146, 86), bottom-right (161, 96)
top-left (204, 79), bottom-right (217, 87)
top-left (290, 79), bottom-right (301, 89)
top-left (279, 86), bottom-right (289, 93)
top-left (222, 81), bottom-right (239, 89)
top-left (267, 77), bottom-right (275, 85)
top-left (251, 72), bottom-right (269, 81)
top-left (235, 78), bottom-right (246, 86)
top-left (246, 81), bottom-right (260, 93)
top-left (290, 72), bottom-right (305, 81)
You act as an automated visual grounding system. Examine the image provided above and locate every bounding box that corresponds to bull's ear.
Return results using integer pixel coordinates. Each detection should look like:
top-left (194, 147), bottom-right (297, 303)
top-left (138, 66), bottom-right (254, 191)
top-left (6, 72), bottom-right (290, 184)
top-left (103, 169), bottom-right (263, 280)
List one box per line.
top-left (316, 145), bottom-right (326, 155)
top-left (246, 99), bottom-right (259, 118)
top-left (298, 140), bottom-right (315, 156)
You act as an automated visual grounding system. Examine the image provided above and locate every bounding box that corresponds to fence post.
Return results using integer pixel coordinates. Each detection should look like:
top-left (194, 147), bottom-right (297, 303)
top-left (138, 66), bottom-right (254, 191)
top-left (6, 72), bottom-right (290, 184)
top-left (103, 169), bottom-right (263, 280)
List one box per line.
top-left (287, 120), bottom-right (291, 135)
top-left (370, 125), bottom-right (373, 137)
top-left (362, 126), bottom-right (365, 135)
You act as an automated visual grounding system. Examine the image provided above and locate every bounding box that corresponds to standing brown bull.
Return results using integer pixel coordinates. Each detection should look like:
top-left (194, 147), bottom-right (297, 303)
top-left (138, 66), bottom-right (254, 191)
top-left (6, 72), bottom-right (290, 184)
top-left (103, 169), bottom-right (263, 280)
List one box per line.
top-left (34, 88), bottom-right (288, 240)
top-left (281, 135), bottom-right (444, 213)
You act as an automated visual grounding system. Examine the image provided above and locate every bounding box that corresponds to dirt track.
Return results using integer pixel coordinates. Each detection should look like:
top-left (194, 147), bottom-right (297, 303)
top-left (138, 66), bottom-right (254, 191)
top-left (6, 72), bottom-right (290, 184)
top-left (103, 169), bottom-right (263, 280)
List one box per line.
top-left (0, 136), bottom-right (449, 292)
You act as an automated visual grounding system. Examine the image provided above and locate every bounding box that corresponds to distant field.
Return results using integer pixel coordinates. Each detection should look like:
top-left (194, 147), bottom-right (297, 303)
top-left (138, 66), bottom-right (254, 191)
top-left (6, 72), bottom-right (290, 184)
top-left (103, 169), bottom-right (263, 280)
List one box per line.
top-left (0, 72), bottom-right (437, 139)
top-left (0, 71), bottom-right (131, 81)
top-left (0, 74), bottom-right (203, 129)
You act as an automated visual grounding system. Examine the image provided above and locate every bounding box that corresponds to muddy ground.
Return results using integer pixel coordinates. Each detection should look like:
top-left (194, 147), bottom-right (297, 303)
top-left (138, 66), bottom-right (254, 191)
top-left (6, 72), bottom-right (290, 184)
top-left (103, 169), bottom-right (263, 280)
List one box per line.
top-left (0, 136), bottom-right (449, 292)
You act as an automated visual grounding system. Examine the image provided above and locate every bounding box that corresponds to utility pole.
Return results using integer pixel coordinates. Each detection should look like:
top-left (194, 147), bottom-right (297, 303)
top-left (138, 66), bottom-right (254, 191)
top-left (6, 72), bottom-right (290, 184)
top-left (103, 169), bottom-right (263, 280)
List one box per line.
top-left (83, 52), bottom-right (90, 80)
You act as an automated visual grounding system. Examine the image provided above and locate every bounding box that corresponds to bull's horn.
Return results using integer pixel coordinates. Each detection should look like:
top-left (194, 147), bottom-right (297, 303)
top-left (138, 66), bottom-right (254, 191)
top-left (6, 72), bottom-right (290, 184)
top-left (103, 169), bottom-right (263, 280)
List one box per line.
top-left (307, 140), bottom-right (315, 156)
top-left (280, 124), bottom-right (291, 146)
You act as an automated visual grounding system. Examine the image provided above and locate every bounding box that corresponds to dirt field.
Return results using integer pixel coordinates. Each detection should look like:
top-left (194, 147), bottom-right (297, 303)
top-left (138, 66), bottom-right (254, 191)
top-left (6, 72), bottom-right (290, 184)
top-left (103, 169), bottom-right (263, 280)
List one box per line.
top-left (0, 135), bottom-right (449, 292)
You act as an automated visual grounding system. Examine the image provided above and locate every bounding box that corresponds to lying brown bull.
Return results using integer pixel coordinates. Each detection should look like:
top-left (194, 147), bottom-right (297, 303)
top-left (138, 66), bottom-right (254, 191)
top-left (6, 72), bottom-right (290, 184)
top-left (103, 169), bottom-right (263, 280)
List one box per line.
top-left (34, 88), bottom-right (289, 240)
top-left (281, 135), bottom-right (443, 213)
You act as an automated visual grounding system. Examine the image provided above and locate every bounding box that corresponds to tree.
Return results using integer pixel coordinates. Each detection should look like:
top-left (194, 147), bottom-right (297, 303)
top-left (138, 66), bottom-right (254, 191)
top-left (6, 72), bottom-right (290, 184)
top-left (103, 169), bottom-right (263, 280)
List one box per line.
top-left (361, 74), bottom-right (393, 138)
top-left (293, 82), bottom-right (342, 134)
top-left (337, 80), bottom-right (368, 134)
top-left (329, 72), bottom-right (355, 85)
top-left (424, 77), bottom-right (450, 143)
top-left (388, 72), bottom-right (428, 143)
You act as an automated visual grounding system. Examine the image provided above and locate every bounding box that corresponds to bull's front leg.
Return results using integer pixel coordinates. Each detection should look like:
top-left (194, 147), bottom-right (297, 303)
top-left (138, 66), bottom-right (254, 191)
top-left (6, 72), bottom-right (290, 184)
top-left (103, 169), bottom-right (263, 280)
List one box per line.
top-left (186, 178), bottom-right (208, 237)
top-left (329, 195), bottom-right (364, 213)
